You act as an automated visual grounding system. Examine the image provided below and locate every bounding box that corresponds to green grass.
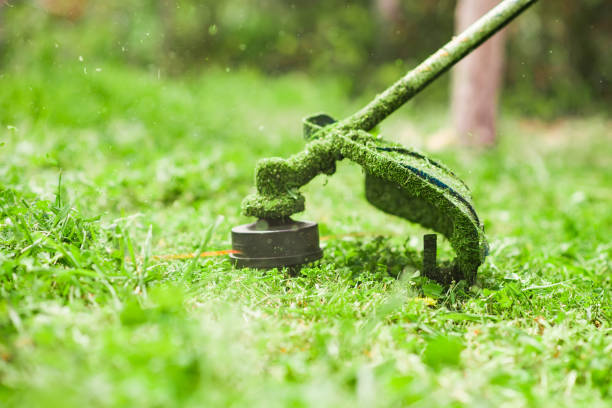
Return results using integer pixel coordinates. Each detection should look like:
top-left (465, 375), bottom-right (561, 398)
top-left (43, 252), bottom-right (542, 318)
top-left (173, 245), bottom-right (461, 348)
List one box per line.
top-left (0, 64), bottom-right (611, 407)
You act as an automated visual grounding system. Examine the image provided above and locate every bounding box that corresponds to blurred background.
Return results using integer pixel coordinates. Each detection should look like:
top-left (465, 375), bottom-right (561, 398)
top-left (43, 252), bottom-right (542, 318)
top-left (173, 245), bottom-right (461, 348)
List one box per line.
top-left (2, 3), bottom-right (612, 406)
top-left (1, 0), bottom-right (610, 121)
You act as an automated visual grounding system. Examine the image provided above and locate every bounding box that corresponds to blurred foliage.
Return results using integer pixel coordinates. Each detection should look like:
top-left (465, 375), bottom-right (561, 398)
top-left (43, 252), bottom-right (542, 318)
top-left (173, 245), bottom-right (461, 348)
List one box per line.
top-left (0, 0), bottom-right (610, 116)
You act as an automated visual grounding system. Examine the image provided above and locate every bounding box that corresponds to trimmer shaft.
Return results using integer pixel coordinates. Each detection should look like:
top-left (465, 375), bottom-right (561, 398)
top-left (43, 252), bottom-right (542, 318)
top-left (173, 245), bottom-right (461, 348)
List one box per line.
top-left (230, 218), bottom-right (323, 269)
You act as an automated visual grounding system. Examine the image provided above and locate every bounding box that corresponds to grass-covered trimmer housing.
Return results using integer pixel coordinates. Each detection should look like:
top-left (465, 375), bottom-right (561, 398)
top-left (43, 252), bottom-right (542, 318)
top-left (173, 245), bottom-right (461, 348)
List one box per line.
top-left (231, 0), bottom-right (538, 284)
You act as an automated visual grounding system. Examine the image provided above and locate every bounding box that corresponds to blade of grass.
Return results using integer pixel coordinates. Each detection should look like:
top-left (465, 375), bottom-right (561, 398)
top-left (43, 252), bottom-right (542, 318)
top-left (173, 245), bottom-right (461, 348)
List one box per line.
top-left (182, 216), bottom-right (223, 282)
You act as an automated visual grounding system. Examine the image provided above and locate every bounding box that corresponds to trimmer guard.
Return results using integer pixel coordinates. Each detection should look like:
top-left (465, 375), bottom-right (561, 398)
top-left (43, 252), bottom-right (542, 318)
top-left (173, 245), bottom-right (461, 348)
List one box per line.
top-left (307, 114), bottom-right (487, 282)
top-left (361, 140), bottom-right (487, 283)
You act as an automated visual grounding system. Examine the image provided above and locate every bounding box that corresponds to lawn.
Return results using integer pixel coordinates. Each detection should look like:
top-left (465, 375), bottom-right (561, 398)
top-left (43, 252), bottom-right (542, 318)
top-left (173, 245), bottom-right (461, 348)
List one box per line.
top-left (0, 64), bottom-right (610, 407)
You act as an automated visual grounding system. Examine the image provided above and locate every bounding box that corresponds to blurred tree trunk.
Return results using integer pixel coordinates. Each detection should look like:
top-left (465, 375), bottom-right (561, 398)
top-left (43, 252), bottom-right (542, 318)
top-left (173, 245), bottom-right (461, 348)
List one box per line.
top-left (0, 2), bottom-right (4, 66)
top-left (374, 0), bottom-right (403, 62)
top-left (375, 0), bottom-right (401, 25)
top-left (158, 0), bottom-right (176, 73)
top-left (451, 0), bottom-right (507, 146)
top-left (39, 0), bottom-right (87, 20)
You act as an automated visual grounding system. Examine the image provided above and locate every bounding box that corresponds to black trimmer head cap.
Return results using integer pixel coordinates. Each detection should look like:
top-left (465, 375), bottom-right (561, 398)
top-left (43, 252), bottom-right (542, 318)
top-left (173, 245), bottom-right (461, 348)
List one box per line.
top-left (230, 218), bottom-right (323, 269)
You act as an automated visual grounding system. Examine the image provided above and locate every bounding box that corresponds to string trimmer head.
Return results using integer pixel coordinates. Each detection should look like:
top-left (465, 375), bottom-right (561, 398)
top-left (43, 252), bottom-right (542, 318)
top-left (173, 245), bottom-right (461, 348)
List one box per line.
top-left (230, 0), bottom-right (538, 284)
top-left (230, 218), bottom-right (322, 269)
